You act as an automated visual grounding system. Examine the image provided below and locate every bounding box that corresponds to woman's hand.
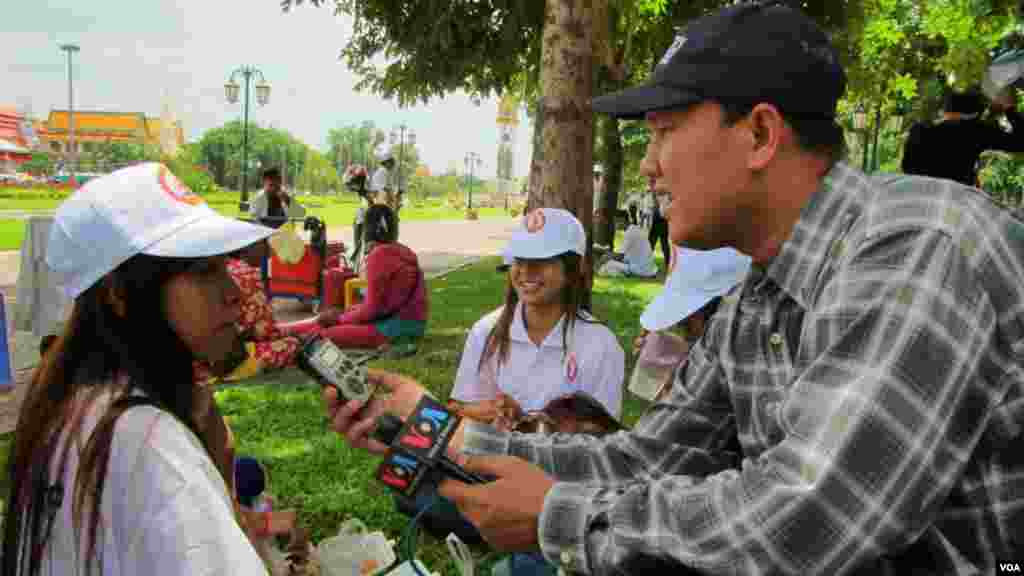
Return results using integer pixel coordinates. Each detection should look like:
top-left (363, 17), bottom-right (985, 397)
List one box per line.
top-left (321, 369), bottom-right (427, 455)
top-left (448, 398), bottom-right (502, 423)
top-left (493, 394), bottom-right (525, 432)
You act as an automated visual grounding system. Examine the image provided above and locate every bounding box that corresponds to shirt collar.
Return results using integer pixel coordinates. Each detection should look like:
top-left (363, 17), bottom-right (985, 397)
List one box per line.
top-left (509, 301), bottom-right (568, 349)
top-left (763, 162), bottom-right (871, 309)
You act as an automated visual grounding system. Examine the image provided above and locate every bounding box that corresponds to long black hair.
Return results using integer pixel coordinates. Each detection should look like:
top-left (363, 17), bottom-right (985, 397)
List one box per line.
top-left (2, 254), bottom-right (217, 576)
top-left (478, 252), bottom-right (599, 372)
top-left (363, 204), bottom-right (398, 244)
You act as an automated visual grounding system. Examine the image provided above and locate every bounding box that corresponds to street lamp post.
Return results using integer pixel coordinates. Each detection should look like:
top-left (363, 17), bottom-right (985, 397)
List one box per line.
top-left (390, 124), bottom-right (416, 194)
top-left (225, 66), bottom-right (271, 213)
top-left (852, 104), bottom-right (869, 172)
top-left (59, 43), bottom-right (80, 184)
top-left (870, 104), bottom-right (882, 173)
top-left (464, 152), bottom-right (482, 210)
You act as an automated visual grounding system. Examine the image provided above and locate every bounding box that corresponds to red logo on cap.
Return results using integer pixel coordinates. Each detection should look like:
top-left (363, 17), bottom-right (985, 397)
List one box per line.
top-left (158, 165), bottom-right (204, 206)
top-left (525, 209), bottom-right (546, 233)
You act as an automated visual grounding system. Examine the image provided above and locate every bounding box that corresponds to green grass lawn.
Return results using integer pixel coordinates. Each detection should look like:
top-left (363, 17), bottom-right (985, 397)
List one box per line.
top-left (0, 191), bottom-right (508, 252)
top-left (221, 256), bottom-right (664, 573)
top-left (0, 241), bottom-right (668, 574)
top-left (0, 221), bottom-right (25, 252)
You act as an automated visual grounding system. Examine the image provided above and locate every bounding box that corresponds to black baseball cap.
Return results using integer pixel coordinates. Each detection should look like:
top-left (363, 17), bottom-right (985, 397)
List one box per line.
top-left (591, 1), bottom-right (845, 120)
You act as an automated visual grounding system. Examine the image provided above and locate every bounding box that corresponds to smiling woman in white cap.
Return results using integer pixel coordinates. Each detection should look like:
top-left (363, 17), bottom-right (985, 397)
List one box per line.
top-left (450, 208), bottom-right (624, 427)
top-left (447, 207), bottom-right (625, 575)
top-left (2, 163), bottom-right (273, 575)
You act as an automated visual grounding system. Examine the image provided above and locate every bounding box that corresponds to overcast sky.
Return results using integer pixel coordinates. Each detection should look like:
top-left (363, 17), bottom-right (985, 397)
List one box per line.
top-left (1, 0), bottom-right (533, 179)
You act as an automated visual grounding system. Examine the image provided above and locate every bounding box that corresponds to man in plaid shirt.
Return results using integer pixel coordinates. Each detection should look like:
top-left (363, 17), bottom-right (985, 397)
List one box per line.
top-left (322, 2), bottom-right (1022, 574)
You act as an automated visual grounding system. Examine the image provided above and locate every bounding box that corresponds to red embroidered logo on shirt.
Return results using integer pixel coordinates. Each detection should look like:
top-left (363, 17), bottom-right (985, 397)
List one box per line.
top-left (526, 209), bottom-right (546, 233)
top-left (566, 352), bottom-right (578, 383)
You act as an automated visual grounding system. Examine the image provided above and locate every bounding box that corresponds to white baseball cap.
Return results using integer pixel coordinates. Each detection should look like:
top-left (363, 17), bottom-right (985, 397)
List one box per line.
top-left (47, 162), bottom-right (276, 299)
top-left (640, 245), bottom-right (751, 331)
top-left (375, 145), bottom-right (394, 162)
top-left (501, 208), bottom-right (586, 267)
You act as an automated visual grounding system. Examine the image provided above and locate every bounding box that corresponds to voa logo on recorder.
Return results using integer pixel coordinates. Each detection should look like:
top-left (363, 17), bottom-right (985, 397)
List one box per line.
top-left (1001, 562), bottom-right (1022, 572)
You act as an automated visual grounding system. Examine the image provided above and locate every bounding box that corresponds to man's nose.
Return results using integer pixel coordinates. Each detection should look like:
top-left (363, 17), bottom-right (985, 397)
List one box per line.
top-left (639, 142), bottom-right (660, 180)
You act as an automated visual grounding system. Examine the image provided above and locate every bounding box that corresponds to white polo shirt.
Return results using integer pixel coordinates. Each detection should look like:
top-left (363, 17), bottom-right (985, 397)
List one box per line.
top-left (370, 166), bottom-right (392, 193)
top-left (451, 302), bottom-right (624, 417)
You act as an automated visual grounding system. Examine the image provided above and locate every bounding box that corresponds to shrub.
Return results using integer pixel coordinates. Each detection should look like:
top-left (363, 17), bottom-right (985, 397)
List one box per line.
top-left (164, 156), bottom-right (222, 197)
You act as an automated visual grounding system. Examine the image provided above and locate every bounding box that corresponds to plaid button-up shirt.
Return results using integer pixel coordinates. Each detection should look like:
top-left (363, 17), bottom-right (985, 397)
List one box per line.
top-left (462, 163), bottom-right (1023, 575)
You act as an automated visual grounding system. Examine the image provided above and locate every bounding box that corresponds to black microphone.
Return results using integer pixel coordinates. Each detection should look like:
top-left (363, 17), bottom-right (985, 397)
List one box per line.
top-left (373, 413), bottom-right (489, 485)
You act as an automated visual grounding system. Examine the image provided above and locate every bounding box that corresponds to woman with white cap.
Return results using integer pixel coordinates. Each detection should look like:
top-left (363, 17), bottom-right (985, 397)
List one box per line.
top-left (445, 208), bottom-right (624, 576)
top-left (630, 245), bottom-right (751, 401)
top-left (449, 208), bottom-right (625, 432)
top-left (2, 163), bottom-right (272, 575)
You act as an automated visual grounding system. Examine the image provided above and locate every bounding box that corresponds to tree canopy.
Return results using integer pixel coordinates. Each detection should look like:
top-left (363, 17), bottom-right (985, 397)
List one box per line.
top-left (194, 121), bottom-right (309, 190)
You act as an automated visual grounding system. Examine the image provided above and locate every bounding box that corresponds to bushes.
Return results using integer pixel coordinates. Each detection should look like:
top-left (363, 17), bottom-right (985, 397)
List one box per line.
top-left (978, 151), bottom-right (1024, 207)
top-left (164, 156), bottom-right (221, 197)
top-left (0, 186), bottom-right (73, 200)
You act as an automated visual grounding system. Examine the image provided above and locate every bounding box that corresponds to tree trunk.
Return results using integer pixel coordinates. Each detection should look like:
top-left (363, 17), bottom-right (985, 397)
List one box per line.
top-left (595, 114), bottom-right (622, 249)
top-left (533, 0), bottom-right (596, 307)
top-left (526, 96), bottom-right (545, 213)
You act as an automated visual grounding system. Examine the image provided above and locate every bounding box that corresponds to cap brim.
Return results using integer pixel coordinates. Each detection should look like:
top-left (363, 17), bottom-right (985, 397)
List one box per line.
top-left (142, 212), bottom-right (276, 259)
top-left (640, 288), bottom-right (714, 331)
top-left (591, 84), bottom-right (702, 120)
top-left (639, 247), bottom-right (751, 331)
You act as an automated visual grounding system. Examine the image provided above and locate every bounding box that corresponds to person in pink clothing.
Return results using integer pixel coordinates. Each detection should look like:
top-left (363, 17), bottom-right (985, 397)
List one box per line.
top-left (285, 204), bottom-right (428, 351)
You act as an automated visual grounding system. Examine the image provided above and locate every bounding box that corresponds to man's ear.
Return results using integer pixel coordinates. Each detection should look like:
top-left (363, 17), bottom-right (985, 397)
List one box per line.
top-left (102, 275), bottom-right (128, 318)
top-left (745, 103), bottom-right (785, 171)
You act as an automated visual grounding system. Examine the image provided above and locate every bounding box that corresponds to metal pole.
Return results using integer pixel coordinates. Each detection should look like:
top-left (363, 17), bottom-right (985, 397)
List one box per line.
top-left (68, 49), bottom-right (74, 180)
top-left (861, 128), bottom-right (869, 172)
top-left (60, 44), bottom-right (80, 183)
top-left (240, 69), bottom-right (251, 212)
top-left (398, 125), bottom-right (405, 193)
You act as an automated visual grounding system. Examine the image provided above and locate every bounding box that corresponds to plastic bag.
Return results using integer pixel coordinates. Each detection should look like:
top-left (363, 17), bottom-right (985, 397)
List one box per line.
top-left (270, 224), bottom-right (306, 264)
top-left (318, 518), bottom-right (397, 576)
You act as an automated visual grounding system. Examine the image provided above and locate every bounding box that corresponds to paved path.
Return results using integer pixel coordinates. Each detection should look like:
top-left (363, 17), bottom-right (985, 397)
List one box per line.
top-left (0, 217), bottom-right (520, 433)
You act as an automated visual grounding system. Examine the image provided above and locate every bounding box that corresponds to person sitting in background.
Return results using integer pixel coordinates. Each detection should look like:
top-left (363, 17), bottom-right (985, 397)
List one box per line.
top-left (284, 204), bottom-right (427, 353)
top-left (248, 167), bottom-right (306, 229)
top-left (192, 240), bottom-right (302, 384)
top-left (447, 208), bottom-right (625, 576)
top-left (902, 87), bottom-right (1024, 186)
top-left (597, 222), bottom-right (659, 278)
top-left (629, 246), bottom-right (751, 401)
top-left (449, 208), bottom-right (625, 431)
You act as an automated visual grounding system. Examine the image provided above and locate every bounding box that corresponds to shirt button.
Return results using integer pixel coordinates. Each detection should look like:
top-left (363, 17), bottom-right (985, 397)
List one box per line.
top-left (830, 240), bottom-right (846, 259)
top-left (944, 207), bottom-right (962, 227)
top-left (765, 401), bottom-right (779, 419)
top-left (769, 333), bottom-right (784, 349)
top-left (560, 550), bottom-right (574, 568)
